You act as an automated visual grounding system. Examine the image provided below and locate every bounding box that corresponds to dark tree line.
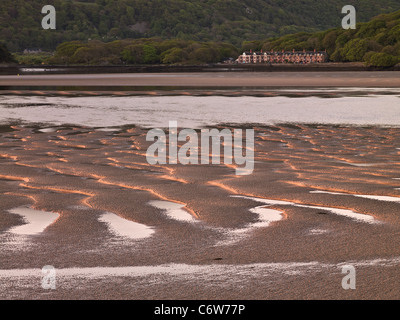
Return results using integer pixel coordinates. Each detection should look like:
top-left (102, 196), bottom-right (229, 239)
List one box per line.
top-left (48, 38), bottom-right (238, 65)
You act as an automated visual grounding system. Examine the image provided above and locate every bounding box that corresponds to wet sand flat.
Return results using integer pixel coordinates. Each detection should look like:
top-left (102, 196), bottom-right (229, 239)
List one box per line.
top-left (1, 71), bottom-right (400, 87)
top-left (1, 124), bottom-right (400, 299)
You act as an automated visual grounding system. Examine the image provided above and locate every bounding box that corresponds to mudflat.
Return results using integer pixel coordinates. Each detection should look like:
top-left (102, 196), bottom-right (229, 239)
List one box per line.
top-left (1, 71), bottom-right (400, 87)
top-left (0, 124), bottom-right (400, 299)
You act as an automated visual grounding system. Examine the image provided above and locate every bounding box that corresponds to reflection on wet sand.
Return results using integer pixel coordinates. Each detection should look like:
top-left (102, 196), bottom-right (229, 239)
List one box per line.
top-left (7, 206), bottom-right (59, 236)
top-left (99, 211), bottom-right (155, 240)
top-left (310, 190), bottom-right (400, 203)
top-left (148, 200), bottom-right (197, 223)
top-left (232, 195), bottom-right (378, 224)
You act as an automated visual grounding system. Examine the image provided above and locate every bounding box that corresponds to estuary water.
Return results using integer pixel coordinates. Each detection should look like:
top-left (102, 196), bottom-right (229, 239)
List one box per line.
top-left (0, 88), bottom-right (399, 128)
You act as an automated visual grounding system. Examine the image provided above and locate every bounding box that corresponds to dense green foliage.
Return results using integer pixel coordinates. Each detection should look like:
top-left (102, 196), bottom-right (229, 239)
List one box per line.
top-left (13, 52), bottom-right (53, 65)
top-left (2, 0), bottom-right (400, 51)
top-left (364, 52), bottom-right (400, 67)
top-left (48, 38), bottom-right (238, 64)
top-left (240, 10), bottom-right (400, 67)
top-left (47, 9), bottom-right (400, 67)
top-left (0, 43), bottom-right (14, 63)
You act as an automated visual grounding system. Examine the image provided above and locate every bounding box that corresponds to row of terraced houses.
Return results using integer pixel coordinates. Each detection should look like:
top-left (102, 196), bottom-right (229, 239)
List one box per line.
top-left (236, 49), bottom-right (328, 64)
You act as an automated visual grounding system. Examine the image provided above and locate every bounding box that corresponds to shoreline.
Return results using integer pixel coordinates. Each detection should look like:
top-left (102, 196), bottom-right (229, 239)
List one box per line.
top-left (1, 71), bottom-right (400, 87)
top-left (0, 62), bottom-right (399, 76)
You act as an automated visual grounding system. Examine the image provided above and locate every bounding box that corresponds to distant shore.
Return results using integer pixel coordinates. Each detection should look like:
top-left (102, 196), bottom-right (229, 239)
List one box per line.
top-left (0, 62), bottom-right (399, 76)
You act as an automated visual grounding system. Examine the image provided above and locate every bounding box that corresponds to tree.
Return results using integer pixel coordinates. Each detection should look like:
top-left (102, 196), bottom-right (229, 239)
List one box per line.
top-left (364, 52), bottom-right (399, 67)
top-left (341, 39), bottom-right (369, 62)
top-left (0, 43), bottom-right (15, 63)
top-left (122, 44), bottom-right (145, 64)
top-left (162, 48), bottom-right (186, 64)
top-left (322, 30), bottom-right (337, 55)
top-left (189, 47), bottom-right (218, 63)
top-left (142, 45), bottom-right (159, 64)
